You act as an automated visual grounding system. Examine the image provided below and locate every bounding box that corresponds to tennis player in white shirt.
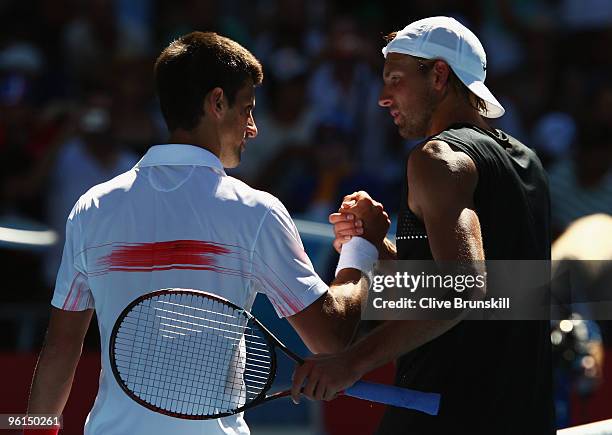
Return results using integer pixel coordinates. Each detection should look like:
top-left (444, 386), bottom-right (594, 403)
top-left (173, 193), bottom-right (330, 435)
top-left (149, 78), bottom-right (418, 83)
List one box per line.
top-left (26, 32), bottom-right (387, 435)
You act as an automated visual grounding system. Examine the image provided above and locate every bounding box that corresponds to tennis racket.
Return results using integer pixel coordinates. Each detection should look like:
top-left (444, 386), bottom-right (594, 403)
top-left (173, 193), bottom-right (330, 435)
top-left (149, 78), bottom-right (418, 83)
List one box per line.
top-left (109, 289), bottom-right (441, 419)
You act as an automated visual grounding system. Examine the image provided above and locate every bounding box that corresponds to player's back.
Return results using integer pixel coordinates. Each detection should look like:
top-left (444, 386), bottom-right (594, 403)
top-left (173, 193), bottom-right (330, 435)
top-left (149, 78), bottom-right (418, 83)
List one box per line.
top-left (74, 147), bottom-right (276, 319)
top-left (52, 144), bottom-right (312, 435)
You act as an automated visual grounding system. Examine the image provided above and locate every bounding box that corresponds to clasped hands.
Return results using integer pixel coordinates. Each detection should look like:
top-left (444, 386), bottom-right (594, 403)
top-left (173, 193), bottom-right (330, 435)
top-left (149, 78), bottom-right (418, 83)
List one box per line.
top-left (290, 191), bottom-right (390, 404)
top-left (329, 191), bottom-right (391, 253)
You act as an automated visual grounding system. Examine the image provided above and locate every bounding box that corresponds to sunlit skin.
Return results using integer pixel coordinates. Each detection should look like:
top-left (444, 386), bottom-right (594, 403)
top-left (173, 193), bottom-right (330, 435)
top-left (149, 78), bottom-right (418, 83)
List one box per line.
top-left (218, 84), bottom-right (258, 168)
top-left (168, 80), bottom-right (258, 168)
top-left (378, 53), bottom-right (490, 140)
top-left (293, 53), bottom-right (492, 406)
top-left (378, 53), bottom-right (438, 139)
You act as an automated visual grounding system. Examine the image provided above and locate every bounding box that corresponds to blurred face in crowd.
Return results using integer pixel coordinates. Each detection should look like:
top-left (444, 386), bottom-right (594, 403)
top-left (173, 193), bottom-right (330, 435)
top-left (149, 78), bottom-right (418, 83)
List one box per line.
top-left (79, 95), bottom-right (113, 146)
top-left (217, 81), bottom-right (257, 168)
top-left (273, 77), bottom-right (307, 122)
top-left (378, 53), bottom-right (437, 139)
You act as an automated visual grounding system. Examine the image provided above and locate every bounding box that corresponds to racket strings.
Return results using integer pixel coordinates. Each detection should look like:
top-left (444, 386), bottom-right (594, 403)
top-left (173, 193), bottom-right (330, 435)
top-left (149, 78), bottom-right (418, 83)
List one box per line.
top-left (113, 292), bottom-right (273, 417)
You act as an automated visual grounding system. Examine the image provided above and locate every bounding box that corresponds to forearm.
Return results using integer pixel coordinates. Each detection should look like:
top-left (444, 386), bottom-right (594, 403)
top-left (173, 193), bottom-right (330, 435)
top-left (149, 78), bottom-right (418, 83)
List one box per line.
top-left (321, 269), bottom-right (368, 352)
top-left (348, 319), bottom-right (459, 376)
top-left (323, 237), bottom-right (383, 350)
top-left (28, 342), bottom-right (82, 414)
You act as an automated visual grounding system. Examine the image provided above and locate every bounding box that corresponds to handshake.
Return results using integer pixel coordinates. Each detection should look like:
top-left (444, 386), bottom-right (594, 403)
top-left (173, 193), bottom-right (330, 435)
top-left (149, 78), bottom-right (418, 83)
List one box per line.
top-left (329, 191), bottom-right (392, 259)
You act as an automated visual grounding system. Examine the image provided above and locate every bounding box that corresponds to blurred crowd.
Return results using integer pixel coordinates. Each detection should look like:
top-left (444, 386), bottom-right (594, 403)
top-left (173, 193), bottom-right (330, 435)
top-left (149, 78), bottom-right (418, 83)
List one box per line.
top-left (0, 0), bottom-right (611, 427)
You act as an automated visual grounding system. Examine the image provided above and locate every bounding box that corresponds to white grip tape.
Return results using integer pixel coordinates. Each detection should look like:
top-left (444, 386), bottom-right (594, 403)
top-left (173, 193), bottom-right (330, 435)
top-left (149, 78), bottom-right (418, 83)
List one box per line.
top-left (335, 237), bottom-right (378, 277)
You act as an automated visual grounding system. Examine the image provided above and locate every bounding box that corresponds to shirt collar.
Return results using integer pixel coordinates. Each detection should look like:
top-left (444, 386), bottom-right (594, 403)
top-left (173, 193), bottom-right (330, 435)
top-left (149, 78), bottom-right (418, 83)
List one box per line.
top-left (135, 144), bottom-right (225, 174)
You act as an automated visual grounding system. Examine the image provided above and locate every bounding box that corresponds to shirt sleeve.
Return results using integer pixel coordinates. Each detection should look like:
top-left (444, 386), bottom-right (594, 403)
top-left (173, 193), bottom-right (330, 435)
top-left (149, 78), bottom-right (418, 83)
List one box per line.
top-left (250, 200), bottom-right (328, 318)
top-left (51, 210), bottom-right (95, 311)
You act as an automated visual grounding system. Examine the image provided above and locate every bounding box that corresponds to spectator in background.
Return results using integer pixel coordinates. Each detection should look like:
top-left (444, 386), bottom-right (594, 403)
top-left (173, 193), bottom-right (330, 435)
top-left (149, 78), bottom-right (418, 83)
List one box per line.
top-left (230, 47), bottom-right (317, 184)
top-left (253, 120), bottom-right (386, 221)
top-left (532, 112), bottom-right (577, 169)
top-left (548, 122), bottom-right (612, 236)
top-left (111, 56), bottom-right (165, 155)
top-left (251, 0), bottom-right (326, 69)
top-left (307, 16), bottom-right (372, 128)
top-left (44, 91), bottom-right (137, 286)
top-left (115, 0), bottom-right (154, 56)
top-left (0, 41), bottom-right (69, 308)
top-left (551, 214), bottom-right (612, 426)
top-left (0, 72), bottom-right (40, 215)
top-left (0, 42), bottom-right (67, 219)
top-left (308, 17), bottom-right (388, 170)
top-left (478, 0), bottom-right (560, 141)
top-left (63, 0), bottom-right (118, 87)
top-left (156, 0), bottom-right (222, 47)
top-left (250, 120), bottom-right (324, 216)
top-left (303, 123), bottom-right (385, 221)
top-left (552, 214), bottom-right (612, 331)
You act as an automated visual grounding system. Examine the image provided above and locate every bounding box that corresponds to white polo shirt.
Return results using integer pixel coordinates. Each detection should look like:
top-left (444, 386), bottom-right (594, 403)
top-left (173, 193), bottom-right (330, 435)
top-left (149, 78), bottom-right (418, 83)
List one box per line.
top-left (51, 144), bottom-right (329, 435)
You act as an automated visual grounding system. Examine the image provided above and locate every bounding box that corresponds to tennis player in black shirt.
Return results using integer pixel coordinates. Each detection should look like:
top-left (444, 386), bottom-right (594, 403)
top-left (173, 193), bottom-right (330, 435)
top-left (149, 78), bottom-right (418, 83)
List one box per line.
top-left (291, 16), bottom-right (554, 434)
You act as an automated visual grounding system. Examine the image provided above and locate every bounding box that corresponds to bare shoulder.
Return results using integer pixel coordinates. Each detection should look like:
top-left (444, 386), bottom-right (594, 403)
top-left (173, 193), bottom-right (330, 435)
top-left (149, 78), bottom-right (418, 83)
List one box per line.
top-left (408, 140), bottom-right (477, 179)
top-left (407, 140), bottom-right (478, 215)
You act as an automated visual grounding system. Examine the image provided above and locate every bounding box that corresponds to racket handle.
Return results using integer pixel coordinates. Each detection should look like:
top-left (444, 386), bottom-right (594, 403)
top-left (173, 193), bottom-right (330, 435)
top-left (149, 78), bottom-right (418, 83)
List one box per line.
top-left (343, 381), bottom-right (441, 416)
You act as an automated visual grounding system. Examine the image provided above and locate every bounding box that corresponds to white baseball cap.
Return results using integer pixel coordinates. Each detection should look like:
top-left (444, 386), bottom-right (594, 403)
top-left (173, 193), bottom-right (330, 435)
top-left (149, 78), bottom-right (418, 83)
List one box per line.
top-left (382, 16), bottom-right (505, 118)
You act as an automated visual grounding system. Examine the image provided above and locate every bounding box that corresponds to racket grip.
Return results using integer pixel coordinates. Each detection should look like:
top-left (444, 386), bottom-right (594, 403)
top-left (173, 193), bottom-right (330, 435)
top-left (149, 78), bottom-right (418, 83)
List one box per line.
top-left (343, 381), bottom-right (441, 416)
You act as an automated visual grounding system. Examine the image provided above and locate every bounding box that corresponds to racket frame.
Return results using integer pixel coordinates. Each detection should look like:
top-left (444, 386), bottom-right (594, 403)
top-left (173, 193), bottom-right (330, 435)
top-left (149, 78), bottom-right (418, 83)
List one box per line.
top-left (109, 289), bottom-right (303, 419)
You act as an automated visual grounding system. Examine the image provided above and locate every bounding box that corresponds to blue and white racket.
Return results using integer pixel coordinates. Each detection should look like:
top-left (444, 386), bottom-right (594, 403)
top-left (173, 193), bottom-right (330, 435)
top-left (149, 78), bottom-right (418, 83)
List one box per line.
top-left (109, 289), bottom-right (441, 419)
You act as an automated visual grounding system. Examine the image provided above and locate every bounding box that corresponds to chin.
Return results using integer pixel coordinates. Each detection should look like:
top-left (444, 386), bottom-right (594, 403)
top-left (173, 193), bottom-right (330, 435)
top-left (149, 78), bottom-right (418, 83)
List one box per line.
top-left (398, 126), bottom-right (415, 140)
top-left (225, 153), bottom-right (242, 169)
top-left (399, 123), bottom-right (427, 140)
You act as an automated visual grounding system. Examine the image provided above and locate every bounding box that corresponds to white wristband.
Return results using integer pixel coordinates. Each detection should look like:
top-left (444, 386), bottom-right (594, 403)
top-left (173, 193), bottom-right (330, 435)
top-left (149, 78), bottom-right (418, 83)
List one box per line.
top-left (335, 237), bottom-right (379, 277)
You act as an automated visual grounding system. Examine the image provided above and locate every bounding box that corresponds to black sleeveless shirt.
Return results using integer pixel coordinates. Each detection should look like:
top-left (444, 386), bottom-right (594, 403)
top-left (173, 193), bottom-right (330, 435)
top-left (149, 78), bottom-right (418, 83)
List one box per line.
top-left (376, 124), bottom-right (554, 434)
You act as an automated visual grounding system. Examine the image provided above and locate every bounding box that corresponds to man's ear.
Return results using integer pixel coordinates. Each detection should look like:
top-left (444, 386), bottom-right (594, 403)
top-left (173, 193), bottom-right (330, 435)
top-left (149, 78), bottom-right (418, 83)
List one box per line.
top-left (431, 61), bottom-right (451, 91)
top-left (204, 87), bottom-right (226, 120)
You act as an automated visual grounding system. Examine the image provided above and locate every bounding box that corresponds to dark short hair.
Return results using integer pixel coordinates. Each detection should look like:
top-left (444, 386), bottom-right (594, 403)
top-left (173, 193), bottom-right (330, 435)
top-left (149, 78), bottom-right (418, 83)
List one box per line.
top-left (383, 32), bottom-right (487, 114)
top-left (154, 32), bottom-right (263, 132)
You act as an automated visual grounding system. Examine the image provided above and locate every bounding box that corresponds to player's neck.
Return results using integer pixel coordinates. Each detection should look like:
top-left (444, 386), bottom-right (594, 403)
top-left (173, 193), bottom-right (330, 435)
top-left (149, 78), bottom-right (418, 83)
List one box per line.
top-left (168, 125), bottom-right (222, 159)
top-left (427, 95), bottom-right (490, 137)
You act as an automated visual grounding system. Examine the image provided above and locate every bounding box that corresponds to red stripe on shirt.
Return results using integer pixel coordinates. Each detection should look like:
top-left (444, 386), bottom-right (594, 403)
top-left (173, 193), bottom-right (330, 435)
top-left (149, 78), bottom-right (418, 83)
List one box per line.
top-left (96, 240), bottom-right (232, 273)
top-left (62, 273), bottom-right (82, 309)
top-left (71, 278), bottom-right (88, 310)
